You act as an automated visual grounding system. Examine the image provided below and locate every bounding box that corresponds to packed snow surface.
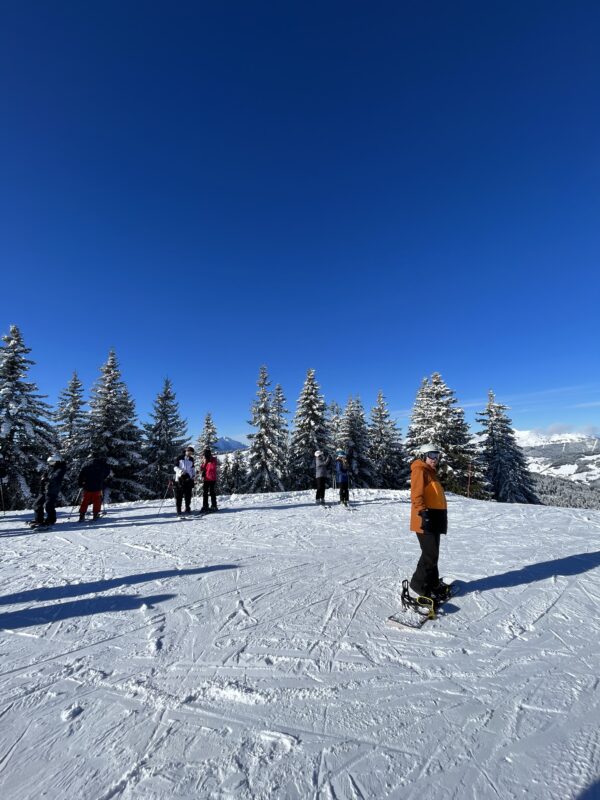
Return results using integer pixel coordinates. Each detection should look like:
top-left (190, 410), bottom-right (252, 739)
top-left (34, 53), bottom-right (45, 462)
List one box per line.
top-left (1, 490), bottom-right (599, 800)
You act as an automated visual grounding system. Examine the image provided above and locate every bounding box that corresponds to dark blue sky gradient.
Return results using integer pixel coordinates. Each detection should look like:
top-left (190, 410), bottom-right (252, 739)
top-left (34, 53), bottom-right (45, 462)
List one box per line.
top-left (1, 2), bottom-right (599, 439)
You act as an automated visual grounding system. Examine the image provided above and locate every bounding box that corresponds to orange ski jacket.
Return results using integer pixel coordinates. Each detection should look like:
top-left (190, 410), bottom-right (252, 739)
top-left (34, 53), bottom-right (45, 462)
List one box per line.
top-left (410, 459), bottom-right (448, 534)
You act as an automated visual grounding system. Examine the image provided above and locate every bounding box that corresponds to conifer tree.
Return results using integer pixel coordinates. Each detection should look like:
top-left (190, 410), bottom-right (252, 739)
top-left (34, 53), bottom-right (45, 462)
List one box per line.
top-left (142, 378), bottom-right (188, 498)
top-left (288, 369), bottom-right (328, 490)
top-left (55, 371), bottom-right (89, 500)
top-left (218, 454), bottom-right (232, 495)
top-left (368, 390), bottom-right (409, 489)
top-left (339, 397), bottom-right (376, 488)
top-left (230, 448), bottom-right (247, 493)
top-left (477, 390), bottom-right (538, 503)
top-left (0, 325), bottom-right (57, 509)
top-left (327, 401), bottom-right (344, 454)
top-left (246, 366), bottom-right (285, 493)
top-left (86, 350), bottom-right (146, 502)
top-left (197, 412), bottom-right (218, 454)
top-left (405, 372), bottom-right (485, 497)
top-left (271, 383), bottom-right (289, 489)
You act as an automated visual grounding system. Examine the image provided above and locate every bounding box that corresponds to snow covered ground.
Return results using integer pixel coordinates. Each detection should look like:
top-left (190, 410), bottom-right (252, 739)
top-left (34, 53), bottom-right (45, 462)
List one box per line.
top-left (1, 489), bottom-right (599, 800)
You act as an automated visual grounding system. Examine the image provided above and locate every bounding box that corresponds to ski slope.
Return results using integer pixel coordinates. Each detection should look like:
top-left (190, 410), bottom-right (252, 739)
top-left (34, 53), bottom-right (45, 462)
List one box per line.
top-left (0, 490), bottom-right (599, 800)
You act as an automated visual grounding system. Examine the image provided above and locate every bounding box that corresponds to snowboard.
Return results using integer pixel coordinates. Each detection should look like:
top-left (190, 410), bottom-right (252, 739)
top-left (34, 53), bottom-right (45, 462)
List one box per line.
top-left (387, 579), bottom-right (457, 630)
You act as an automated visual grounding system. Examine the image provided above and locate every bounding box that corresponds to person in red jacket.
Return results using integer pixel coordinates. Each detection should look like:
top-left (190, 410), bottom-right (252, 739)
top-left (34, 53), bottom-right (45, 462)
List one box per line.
top-left (201, 448), bottom-right (218, 512)
top-left (409, 442), bottom-right (450, 601)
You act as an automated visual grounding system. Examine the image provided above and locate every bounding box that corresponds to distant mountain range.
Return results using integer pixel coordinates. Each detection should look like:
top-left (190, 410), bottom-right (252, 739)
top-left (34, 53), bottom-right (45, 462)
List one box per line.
top-left (514, 430), bottom-right (600, 489)
top-left (214, 437), bottom-right (248, 453)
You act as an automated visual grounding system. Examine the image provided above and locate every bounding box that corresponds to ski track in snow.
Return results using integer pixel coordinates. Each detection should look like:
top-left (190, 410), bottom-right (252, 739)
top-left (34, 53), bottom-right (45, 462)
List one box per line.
top-left (0, 490), bottom-right (599, 799)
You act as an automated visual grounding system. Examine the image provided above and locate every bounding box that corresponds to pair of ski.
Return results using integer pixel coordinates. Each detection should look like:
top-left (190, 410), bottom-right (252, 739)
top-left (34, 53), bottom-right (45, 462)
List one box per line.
top-left (387, 579), bottom-right (456, 629)
top-left (175, 510), bottom-right (214, 520)
top-left (25, 512), bottom-right (108, 531)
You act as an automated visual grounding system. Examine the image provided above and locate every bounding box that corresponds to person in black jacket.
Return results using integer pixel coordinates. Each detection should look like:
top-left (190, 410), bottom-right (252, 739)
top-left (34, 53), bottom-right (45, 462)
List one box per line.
top-left (31, 454), bottom-right (67, 527)
top-left (78, 455), bottom-right (111, 522)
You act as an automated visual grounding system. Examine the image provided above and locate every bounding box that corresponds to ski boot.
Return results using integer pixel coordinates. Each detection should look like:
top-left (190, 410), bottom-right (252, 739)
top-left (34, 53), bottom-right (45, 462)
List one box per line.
top-left (430, 580), bottom-right (453, 603)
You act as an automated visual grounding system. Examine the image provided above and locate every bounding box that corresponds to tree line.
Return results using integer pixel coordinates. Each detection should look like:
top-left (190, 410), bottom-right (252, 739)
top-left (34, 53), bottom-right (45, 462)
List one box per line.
top-left (0, 325), bottom-right (538, 510)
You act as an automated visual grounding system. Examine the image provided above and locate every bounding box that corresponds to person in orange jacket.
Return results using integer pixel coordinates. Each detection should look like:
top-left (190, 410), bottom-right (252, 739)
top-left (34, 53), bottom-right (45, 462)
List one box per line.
top-left (409, 442), bottom-right (450, 600)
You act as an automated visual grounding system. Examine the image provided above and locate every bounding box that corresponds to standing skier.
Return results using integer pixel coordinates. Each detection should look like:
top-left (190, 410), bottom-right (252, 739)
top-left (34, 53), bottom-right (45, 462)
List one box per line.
top-left (174, 446), bottom-right (195, 515)
top-left (409, 443), bottom-right (451, 600)
top-left (78, 454), bottom-right (111, 522)
top-left (201, 448), bottom-right (218, 512)
top-left (30, 454), bottom-right (67, 528)
top-left (314, 450), bottom-right (331, 505)
top-left (335, 450), bottom-right (350, 506)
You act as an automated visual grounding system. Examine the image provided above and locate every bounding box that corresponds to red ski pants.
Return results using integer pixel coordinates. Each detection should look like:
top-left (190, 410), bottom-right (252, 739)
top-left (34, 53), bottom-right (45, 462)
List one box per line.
top-left (80, 490), bottom-right (102, 515)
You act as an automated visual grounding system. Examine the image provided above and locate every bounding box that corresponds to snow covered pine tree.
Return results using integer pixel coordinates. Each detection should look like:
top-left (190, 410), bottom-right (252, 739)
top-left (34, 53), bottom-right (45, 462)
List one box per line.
top-left (0, 325), bottom-right (57, 510)
top-left (477, 390), bottom-right (538, 504)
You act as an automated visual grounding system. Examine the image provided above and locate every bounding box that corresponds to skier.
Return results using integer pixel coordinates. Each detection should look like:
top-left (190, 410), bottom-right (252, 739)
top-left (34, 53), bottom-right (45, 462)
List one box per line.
top-left (78, 454), bottom-right (111, 522)
top-left (200, 448), bottom-right (218, 512)
top-left (335, 450), bottom-right (350, 506)
top-left (30, 454), bottom-right (67, 528)
top-left (409, 443), bottom-right (451, 601)
top-left (174, 446), bottom-right (196, 515)
top-left (314, 450), bottom-right (331, 505)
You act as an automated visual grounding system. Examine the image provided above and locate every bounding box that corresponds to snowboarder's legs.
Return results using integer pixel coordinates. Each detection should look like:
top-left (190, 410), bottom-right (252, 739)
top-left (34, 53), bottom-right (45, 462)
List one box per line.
top-left (79, 490), bottom-right (102, 519)
top-left (411, 533), bottom-right (440, 596)
top-left (315, 477), bottom-right (326, 503)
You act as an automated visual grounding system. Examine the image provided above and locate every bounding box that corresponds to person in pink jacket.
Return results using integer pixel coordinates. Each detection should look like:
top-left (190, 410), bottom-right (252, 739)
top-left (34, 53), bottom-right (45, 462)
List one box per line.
top-left (201, 448), bottom-right (218, 512)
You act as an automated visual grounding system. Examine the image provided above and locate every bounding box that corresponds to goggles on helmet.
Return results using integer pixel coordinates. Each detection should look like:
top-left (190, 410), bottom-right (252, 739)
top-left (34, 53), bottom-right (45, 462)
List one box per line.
top-left (425, 451), bottom-right (440, 461)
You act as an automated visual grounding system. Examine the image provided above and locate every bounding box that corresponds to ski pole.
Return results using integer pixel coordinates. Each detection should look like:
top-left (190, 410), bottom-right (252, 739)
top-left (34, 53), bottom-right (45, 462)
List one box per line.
top-left (68, 489), bottom-right (82, 520)
top-left (0, 478), bottom-right (5, 516)
top-left (158, 481), bottom-right (172, 515)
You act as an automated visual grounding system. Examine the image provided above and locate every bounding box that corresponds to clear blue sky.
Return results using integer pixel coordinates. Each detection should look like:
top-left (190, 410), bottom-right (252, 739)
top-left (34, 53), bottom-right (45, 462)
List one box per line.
top-left (1, 2), bottom-right (599, 441)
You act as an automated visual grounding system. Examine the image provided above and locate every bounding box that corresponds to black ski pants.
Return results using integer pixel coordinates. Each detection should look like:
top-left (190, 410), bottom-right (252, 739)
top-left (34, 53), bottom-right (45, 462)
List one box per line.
top-left (411, 532), bottom-right (441, 596)
top-left (315, 477), bottom-right (326, 501)
top-left (339, 482), bottom-right (349, 503)
top-left (202, 480), bottom-right (217, 510)
top-left (175, 482), bottom-right (193, 513)
top-left (34, 493), bottom-right (58, 525)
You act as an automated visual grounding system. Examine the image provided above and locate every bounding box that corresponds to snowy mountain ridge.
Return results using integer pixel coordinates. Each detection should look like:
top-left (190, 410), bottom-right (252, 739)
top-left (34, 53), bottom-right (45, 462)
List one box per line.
top-left (213, 436), bottom-right (248, 453)
top-left (513, 429), bottom-right (600, 489)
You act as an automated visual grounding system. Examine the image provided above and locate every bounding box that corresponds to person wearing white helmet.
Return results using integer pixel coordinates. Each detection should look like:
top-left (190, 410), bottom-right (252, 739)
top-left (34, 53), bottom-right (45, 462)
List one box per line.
top-left (314, 449), bottom-right (331, 505)
top-left (30, 454), bottom-right (67, 528)
top-left (408, 442), bottom-right (450, 601)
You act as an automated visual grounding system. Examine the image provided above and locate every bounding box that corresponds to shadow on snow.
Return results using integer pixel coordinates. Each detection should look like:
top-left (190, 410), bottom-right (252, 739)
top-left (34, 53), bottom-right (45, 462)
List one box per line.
top-left (0, 565), bottom-right (238, 607)
top-left (0, 593), bottom-right (176, 630)
top-left (458, 551), bottom-right (600, 594)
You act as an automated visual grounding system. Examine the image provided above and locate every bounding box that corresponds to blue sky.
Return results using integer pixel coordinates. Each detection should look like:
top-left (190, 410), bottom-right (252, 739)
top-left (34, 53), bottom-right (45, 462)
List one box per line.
top-left (1, 2), bottom-right (599, 441)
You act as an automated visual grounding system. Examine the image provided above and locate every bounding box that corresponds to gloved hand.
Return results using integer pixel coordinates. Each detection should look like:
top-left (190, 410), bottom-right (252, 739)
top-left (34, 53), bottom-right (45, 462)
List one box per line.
top-left (418, 509), bottom-right (431, 529)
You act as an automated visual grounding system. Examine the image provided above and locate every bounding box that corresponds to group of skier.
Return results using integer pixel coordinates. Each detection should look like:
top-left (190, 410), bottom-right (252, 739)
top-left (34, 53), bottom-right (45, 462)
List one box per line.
top-left (314, 449), bottom-right (350, 506)
top-left (172, 446), bottom-right (219, 515)
top-left (29, 453), bottom-right (112, 529)
top-left (27, 440), bottom-right (451, 610)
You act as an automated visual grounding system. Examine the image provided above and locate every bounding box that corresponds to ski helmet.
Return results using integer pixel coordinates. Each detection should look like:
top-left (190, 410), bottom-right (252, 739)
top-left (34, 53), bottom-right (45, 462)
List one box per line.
top-left (415, 442), bottom-right (441, 457)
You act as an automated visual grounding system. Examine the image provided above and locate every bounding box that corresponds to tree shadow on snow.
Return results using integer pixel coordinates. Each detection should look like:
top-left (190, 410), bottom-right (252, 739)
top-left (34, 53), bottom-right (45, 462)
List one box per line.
top-left (217, 502), bottom-right (320, 513)
top-left (0, 593), bottom-right (176, 630)
top-left (457, 551), bottom-right (600, 595)
top-left (576, 779), bottom-right (600, 800)
top-left (0, 565), bottom-right (238, 607)
top-left (0, 513), bottom-right (213, 537)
